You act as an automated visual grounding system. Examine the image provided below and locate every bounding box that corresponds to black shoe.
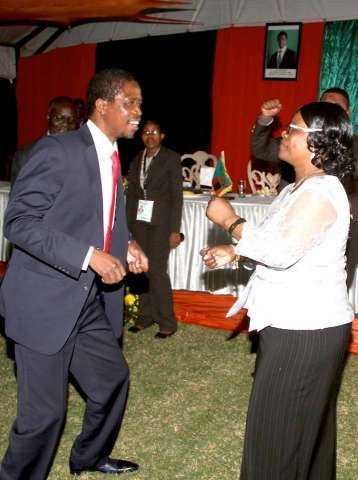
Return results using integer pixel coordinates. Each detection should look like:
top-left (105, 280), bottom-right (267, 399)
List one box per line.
top-left (70, 457), bottom-right (139, 475)
top-left (154, 331), bottom-right (176, 339)
top-left (128, 325), bottom-right (145, 333)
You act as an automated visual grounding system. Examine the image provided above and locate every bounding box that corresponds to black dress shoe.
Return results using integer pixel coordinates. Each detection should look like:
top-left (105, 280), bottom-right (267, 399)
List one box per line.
top-left (128, 325), bottom-right (145, 333)
top-left (70, 457), bottom-right (139, 475)
top-left (154, 331), bottom-right (176, 339)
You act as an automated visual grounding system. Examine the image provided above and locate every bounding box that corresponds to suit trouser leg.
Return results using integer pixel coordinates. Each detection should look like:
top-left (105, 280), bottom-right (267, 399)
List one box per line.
top-left (146, 226), bottom-right (176, 332)
top-left (240, 324), bottom-right (351, 480)
top-left (68, 294), bottom-right (129, 469)
top-left (131, 223), bottom-right (153, 327)
top-left (0, 331), bottom-right (74, 480)
top-left (134, 223), bottom-right (176, 332)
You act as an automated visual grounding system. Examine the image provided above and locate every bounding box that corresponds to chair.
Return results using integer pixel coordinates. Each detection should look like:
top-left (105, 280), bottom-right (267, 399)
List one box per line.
top-left (181, 151), bottom-right (217, 187)
top-left (247, 160), bottom-right (281, 195)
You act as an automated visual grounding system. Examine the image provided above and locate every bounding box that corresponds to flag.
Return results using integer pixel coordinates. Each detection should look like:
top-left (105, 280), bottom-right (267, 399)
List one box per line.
top-left (212, 151), bottom-right (233, 197)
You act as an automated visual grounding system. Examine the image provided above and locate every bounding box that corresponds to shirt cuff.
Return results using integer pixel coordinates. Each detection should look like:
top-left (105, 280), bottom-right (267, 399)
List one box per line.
top-left (82, 246), bottom-right (94, 271)
top-left (257, 116), bottom-right (274, 127)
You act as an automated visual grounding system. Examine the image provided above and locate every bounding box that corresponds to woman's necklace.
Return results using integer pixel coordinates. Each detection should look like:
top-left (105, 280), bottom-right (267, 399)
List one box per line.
top-left (290, 171), bottom-right (325, 194)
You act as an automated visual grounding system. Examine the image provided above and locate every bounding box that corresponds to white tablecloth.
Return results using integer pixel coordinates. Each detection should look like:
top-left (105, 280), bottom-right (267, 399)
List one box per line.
top-left (168, 194), bottom-right (273, 295)
top-left (0, 181), bottom-right (10, 261)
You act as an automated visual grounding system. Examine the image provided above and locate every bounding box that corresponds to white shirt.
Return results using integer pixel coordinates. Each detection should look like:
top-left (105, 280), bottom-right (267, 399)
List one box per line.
top-left (82, 120), bottom-right (118, 269)
top-left (232, 175), bottom-right (353, 331)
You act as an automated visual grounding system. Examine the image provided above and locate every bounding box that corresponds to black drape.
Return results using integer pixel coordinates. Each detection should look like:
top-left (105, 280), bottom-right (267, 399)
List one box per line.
top-left (96, 31), bottom-right (217, 175)
top-left (0, 78), bottom-right (17, 180)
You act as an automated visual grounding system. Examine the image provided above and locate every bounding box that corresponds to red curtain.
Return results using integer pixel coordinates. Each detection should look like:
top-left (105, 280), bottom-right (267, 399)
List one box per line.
top-left (16, 44), bottom-right (96, 148)
top-left (211, 23), bottom-right (325, 188)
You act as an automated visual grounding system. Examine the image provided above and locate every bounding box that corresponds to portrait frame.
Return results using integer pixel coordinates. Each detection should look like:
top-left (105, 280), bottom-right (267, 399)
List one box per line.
top-left (263, 23), bottom-right (302, 80)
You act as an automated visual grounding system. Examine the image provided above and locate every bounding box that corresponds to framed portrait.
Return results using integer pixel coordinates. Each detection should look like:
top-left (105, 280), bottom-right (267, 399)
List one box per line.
top-left (263, 23), bottom-right (302, 80)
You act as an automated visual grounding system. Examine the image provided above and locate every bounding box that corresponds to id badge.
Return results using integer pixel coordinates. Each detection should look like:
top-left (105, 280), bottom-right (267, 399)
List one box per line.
top-left (136, 199), bottom-right (154, 222)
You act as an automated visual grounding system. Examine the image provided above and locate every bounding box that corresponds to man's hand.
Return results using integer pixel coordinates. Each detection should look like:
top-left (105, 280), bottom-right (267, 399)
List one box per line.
top-left (169, 232), bottom-right (181, 249)
top-left (200, 245), bottom-right (236, 269)
top-left (127, 240), bottom-right (149, 274)
top-left (206, 198), bottom-right (238, 230)
top-left (261, 98), bottom-right (282, 118)
top-left (89, 249), bottom-right (126, 284)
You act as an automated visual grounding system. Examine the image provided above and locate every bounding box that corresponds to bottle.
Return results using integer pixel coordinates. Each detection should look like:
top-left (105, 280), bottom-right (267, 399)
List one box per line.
top-left (238, 180), bottom-right (245, 198)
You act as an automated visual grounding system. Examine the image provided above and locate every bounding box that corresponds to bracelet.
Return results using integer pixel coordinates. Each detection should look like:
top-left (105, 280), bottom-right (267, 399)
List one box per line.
top-left (227, 217), bottom-right (246, 236)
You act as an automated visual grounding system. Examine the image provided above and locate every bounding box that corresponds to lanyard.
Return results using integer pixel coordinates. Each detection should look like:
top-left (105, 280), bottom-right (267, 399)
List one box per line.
top-left (141, 148), bottom-right (159, 198)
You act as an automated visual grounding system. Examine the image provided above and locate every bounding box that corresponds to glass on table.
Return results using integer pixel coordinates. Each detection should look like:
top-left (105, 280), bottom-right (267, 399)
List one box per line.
top-left (238, 180), bottom-right (246, 198)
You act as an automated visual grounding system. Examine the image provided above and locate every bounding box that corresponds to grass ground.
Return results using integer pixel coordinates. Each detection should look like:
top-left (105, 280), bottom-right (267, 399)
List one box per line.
top-left (0, 324), bottom-right (357, 479)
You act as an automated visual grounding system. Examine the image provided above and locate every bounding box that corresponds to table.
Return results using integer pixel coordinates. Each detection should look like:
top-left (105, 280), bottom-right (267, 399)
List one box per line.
top-left (0, 181), bottom-right (10, 261)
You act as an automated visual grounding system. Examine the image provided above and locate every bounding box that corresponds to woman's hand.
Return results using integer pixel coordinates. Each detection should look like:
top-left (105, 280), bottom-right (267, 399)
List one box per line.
top-left (206, 197), bottom-right (238, 230)
top-left (200, 245), bottom-right (236, 269)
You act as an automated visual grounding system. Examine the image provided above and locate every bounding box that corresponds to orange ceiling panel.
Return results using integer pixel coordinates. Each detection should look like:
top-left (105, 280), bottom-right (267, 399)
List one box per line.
top-left (0, 0), bottom-right (189, 26)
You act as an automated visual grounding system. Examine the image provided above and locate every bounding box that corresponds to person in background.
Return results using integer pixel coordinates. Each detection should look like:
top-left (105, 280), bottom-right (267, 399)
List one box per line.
top-left (0, 69), bottom-right (148, 479)
top-left (202, 102), bottom-right (354, 479)
top-left (11, 96), bottom-right (77, 184)
top-left (250, 87), bottom-right (358, 186)
top-left (267, 31), bottom-right (297, 69)
top-left (126, 120), bottom-right (183, 339)
top-left (73, 97), bottom-right (87, 127)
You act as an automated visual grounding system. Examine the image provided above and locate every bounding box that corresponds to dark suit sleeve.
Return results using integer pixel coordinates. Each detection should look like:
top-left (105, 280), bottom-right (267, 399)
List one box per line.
top-left (169, 151), bottom-right (183, 233)
top-left (125, 156), bottom-right (140, 232)
top-left (5, 137), bottom-right (90, 279)
top-left (267, 53), bottom-right (276, 68)
top-left (251, 120), bottom-right (280, 163)
top-left (11, 150), bottom-right (28, 186)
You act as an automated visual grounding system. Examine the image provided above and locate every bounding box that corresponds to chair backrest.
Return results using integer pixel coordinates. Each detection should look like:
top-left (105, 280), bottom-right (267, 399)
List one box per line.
top-left (181, 151), bottom-right (217, 186)
top-left (247, 159), bottom-right (281, 195)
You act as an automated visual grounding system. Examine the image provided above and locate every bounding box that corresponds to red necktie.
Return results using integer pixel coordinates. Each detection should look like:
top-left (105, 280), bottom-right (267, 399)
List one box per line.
top-left (104, 150), bottom-right (121, 253)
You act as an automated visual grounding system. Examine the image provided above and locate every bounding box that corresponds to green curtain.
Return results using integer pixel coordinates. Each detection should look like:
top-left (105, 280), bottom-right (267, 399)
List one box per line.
top-left (319, 20), bottom-right (358, 132)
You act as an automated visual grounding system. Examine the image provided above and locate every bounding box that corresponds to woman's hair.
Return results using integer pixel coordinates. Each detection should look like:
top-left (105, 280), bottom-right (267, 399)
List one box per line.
top-left (299, 101), bottom-right (354, 179)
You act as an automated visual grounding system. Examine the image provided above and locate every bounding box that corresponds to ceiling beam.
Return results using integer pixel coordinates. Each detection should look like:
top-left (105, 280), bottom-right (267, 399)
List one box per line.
top-left (15, 25), bottom-right (47, 49)
top-left (34, 26), bottom-right (66, 55)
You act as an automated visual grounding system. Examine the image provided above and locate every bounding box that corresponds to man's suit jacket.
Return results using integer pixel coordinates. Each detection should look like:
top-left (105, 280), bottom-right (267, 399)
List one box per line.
top-left (268, 48), bottom-right (297, 69)
top-left (126, 146), bottom-right (183, 233)
top-left (1, 125), bottom-right (129, 354)
top-left (250, 120), bottom-right (295, 184)
top-left (10, 139), bottom-right (38, 185)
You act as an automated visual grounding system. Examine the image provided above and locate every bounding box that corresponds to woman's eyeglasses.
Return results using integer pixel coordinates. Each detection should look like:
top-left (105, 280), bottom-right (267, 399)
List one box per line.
top-left (142, 129), bottom-right (160, 136)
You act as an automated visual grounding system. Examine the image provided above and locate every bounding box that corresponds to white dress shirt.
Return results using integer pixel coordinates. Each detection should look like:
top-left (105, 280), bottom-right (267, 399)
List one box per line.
top-left (231, 176), bottom-right (353, 331)
top-left (82, 120), bottom-right (119, 269)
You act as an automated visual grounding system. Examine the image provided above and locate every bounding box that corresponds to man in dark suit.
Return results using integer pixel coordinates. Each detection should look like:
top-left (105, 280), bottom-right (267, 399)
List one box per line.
top-left (267, 31), bottom-right (297, 69)
top-left (0, 69), bottom-right (148, 479)
top-left (10, 96), bottom-right (77, 184)
top-left (126, 120), bottom-right (183, 338)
